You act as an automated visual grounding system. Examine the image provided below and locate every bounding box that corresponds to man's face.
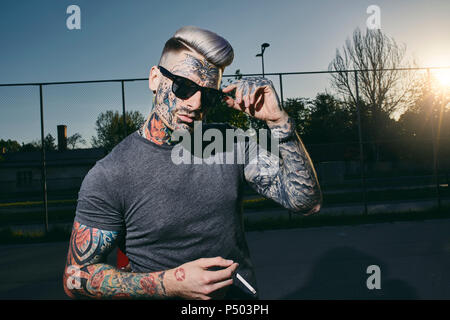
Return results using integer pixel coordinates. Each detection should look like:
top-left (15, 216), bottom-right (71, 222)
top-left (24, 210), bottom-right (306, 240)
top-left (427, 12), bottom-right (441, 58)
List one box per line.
top-left (153, 51), bottom-right (222, 132)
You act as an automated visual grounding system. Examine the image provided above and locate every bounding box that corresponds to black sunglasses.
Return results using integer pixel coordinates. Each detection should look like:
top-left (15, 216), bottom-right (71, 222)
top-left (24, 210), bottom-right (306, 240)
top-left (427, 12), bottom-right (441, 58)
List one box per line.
top-left (158, 66), bottom-right (227, 107)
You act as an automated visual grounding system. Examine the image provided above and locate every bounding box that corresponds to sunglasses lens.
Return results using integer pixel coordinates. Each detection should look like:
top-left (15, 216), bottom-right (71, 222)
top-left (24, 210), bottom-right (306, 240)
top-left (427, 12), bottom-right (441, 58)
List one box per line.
top-left (164, 67), bottom-right (223, 107)
top-left (173, 78), bottom-right (196, 99)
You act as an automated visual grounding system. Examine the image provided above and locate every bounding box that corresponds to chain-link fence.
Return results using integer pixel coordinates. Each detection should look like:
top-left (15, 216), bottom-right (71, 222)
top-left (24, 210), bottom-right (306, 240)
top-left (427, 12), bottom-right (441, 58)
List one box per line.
top-left (1, 67), bottom-right (449, 231)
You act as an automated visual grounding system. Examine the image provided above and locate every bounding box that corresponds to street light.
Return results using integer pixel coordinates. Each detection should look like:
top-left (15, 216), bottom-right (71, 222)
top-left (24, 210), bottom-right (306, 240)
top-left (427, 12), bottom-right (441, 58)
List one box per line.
top-left (255, 42), bottom-right (270, 77)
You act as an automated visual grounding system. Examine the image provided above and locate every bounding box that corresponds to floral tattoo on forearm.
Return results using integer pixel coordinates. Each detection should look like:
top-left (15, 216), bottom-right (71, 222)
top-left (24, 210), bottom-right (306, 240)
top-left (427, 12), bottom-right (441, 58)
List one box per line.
top-left (64, 221), bottom-right (168, 299)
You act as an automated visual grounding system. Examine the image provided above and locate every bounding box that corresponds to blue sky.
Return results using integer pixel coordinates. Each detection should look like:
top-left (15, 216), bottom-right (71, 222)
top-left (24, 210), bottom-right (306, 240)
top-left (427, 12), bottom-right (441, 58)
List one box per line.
top-left (1, 0), bottom-right (449, 146)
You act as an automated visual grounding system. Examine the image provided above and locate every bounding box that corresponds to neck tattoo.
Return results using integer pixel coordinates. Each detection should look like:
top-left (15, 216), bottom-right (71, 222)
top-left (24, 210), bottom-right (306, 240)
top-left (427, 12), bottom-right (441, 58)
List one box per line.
top-left (141, 112), bottom-right (174, 146)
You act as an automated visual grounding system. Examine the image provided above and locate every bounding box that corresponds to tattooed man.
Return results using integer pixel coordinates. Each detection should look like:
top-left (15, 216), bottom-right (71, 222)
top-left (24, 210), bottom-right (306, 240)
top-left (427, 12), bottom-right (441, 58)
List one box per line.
top-left (63, 26), bottom-right (322, 300)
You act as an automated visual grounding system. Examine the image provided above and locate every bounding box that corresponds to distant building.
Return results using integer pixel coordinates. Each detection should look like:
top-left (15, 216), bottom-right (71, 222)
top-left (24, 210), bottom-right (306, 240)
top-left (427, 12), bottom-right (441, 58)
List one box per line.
top-left (0, 147), bottom-right (107, 198)
top-left (0, 125), bottom-right (107, 200)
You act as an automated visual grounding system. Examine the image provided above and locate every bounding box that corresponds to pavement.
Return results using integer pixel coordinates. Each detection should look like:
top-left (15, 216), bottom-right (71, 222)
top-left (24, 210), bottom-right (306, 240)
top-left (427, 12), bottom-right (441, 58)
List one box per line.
top-left (0, 218), bottom-right (449, 299)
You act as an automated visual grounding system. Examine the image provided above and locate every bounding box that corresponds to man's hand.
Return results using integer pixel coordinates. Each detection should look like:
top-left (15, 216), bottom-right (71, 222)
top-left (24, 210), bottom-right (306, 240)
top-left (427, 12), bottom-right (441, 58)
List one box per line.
top-left (165, 257), bottom-right (239, 300)
top-left (222, 77), bottom-right (289, 126)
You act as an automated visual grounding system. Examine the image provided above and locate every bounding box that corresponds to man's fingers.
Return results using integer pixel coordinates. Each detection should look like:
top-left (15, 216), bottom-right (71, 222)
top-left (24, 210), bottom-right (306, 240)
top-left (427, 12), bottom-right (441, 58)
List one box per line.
top-left (198, 257), bottom-right (234, 269)
top-left (225, 98), bottom-right (246, 113)
top-left (222, 84), bottom-right (238, 93)
top-left (246, 85), bottom-right (264, 111)
top-left (235, 87), bottom-right (244, 105)
top-left (206, 262), bottom-right (239, 283)
top-left (249, 103), bottom-right (256, 117)
top-left (206, 278), bottom-right (234, 295)
top-left (222, 80), bottom-right (271, 117)
top-left (249, 84), bottom-right (257, 105)
top-left (255, 94), bottom-right (264, 110)
top-left (223, 96), bottom-right (235, 107)
top-left (244, 93), bottom-right (251, 110)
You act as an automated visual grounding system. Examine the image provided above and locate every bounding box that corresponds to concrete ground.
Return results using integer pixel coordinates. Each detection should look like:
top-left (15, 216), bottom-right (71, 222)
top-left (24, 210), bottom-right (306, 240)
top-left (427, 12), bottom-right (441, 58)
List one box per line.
top-left (0, 218), bottom-right (449, 299)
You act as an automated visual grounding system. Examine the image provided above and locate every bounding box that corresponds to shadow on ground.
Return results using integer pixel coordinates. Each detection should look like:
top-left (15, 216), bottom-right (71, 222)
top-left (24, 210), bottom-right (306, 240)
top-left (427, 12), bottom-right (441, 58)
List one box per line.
top-left (281, 246), bottom-right (418, 299)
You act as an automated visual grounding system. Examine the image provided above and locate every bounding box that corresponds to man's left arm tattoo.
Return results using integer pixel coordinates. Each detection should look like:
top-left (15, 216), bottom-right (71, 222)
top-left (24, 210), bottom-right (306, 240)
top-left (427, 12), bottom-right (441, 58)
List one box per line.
top-left (63, 222), bottom-right (168, 299)
top-left (244, 117), bottom-right (322, 215)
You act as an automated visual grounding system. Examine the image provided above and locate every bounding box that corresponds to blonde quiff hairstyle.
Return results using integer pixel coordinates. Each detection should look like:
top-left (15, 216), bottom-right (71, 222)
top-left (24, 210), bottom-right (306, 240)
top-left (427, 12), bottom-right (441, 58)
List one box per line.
top-left (159, 26), bottom-right (234, 70)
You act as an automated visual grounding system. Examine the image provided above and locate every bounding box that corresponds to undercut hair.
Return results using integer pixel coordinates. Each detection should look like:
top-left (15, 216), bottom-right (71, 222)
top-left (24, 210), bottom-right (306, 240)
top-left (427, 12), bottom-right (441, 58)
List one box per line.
top-left (159, 26), bottom-right (234, 69)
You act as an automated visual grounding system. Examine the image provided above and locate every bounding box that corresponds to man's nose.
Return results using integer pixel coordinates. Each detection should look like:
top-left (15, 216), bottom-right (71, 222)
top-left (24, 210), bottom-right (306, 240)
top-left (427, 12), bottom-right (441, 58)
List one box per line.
top-left (185, 90), bottom-right (202, 111)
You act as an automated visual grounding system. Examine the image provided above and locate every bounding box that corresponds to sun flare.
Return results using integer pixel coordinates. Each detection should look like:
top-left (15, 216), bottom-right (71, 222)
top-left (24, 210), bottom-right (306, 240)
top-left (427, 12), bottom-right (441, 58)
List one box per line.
top-left (433, 68), bottom-right (450, 87)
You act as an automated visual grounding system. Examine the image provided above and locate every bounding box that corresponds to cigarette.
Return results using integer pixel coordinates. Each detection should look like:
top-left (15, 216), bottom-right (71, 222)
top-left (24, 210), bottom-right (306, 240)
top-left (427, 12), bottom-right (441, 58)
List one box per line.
top-left (236, 273), bottom-right (257, 295)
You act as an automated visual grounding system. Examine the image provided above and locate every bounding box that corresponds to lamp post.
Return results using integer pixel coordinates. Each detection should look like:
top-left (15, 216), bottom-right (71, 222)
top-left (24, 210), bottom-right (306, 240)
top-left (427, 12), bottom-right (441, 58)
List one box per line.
top-left (255, 42), bottom-right (270, 77)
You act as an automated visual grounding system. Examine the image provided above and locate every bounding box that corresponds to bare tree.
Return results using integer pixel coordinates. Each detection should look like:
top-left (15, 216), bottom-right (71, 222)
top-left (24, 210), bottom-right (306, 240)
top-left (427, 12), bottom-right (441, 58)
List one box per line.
top-left (329, 28), bottom-right (418, 115)
top-left (329, 28), bottom-right (420, 161)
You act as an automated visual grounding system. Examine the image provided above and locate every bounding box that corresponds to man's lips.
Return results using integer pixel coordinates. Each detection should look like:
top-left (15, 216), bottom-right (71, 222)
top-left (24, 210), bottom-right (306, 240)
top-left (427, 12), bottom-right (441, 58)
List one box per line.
top-left (177, 114), bottom-right (195, 123)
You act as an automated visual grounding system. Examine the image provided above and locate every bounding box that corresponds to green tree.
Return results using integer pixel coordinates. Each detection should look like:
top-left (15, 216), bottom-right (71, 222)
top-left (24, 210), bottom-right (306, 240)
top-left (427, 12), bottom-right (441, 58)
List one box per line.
top-left (18, 134), bottom-right (57, 152)
top-left (281, 94), bottom-right (361, 161)
top-left (20, 141), bottom-right (40, 152)
top-left (205, 69), bottom-right (250, 130)
top-left (305, 93), bottom-right (356, 144)
top-left (395, 74), bottom-right (450, 163)
top-left (91, 110), bottom-right (145, 152)
top-left (43, 133), bottom-right (57, 151)
top-left (204, 99), bottom-right (250, 130)
top-left (282, 97), bottom-right (313, 136)
top-left (0, 138), bottom-right (22, 161)
top-left (0, 139), bottom-right (21, 153)
top-left (67, 132), bottom-right (87, 149)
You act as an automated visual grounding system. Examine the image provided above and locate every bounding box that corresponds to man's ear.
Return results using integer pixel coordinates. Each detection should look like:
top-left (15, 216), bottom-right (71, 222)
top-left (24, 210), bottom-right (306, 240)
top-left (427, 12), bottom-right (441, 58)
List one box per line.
top-left (149, 66), bottom-right (160, 93)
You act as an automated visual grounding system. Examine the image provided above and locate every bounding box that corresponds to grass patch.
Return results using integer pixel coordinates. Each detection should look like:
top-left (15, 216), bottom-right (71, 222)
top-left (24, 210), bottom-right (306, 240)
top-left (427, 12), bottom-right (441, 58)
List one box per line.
top-left (1, 207), bottom-right (449, 245)
top-left (0, 199), bottom-right (76, 207)
top-left (243, 187), bottom-right (449, 211)
top-left (244, 207), bottom-right (450, 232)
top-left (0, 226), bottom-right (72, 245)
top-left (323, 187), bottom-right (448, 204)
top-left (0, 209), bottom-right (76, 226)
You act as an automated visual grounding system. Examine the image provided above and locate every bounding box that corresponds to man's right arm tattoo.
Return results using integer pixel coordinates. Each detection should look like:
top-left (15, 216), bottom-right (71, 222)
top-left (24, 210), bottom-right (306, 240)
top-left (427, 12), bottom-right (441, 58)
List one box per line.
top-left (63, 221), bottom-right (168, 299)
top-left (244, 117), bottom-right (322, 215)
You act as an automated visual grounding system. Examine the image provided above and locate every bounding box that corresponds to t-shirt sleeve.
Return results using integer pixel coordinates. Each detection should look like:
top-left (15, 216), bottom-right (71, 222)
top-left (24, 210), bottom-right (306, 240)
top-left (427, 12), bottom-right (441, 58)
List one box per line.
top-left (74, 162), bottom-right (124, 231)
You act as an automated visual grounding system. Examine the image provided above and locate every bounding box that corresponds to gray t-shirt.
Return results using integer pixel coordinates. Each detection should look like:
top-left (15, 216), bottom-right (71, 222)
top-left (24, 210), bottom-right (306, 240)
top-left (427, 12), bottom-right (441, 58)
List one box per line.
top-left (75, 123), bottom-right (258, 299)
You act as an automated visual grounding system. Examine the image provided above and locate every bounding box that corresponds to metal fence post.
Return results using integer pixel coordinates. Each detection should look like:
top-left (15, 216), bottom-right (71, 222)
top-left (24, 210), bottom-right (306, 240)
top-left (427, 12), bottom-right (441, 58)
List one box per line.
top-left (121, 80), bottom-right (127, 139)
top-left (354, 71), bottom-right (368, 215)
top-left (279, 73), bottom-right (285, 109)
top-left (39, 84), bottom-right (49, 233)
top-left (427, 69), bottom-right (441, 210)
top-left (279, 73), bottom-right (291, 219)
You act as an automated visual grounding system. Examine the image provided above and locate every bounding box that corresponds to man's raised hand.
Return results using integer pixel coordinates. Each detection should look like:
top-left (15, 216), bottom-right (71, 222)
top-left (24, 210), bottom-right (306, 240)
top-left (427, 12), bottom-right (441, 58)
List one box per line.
top-left (222, 77), bottom-right (288, 126)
